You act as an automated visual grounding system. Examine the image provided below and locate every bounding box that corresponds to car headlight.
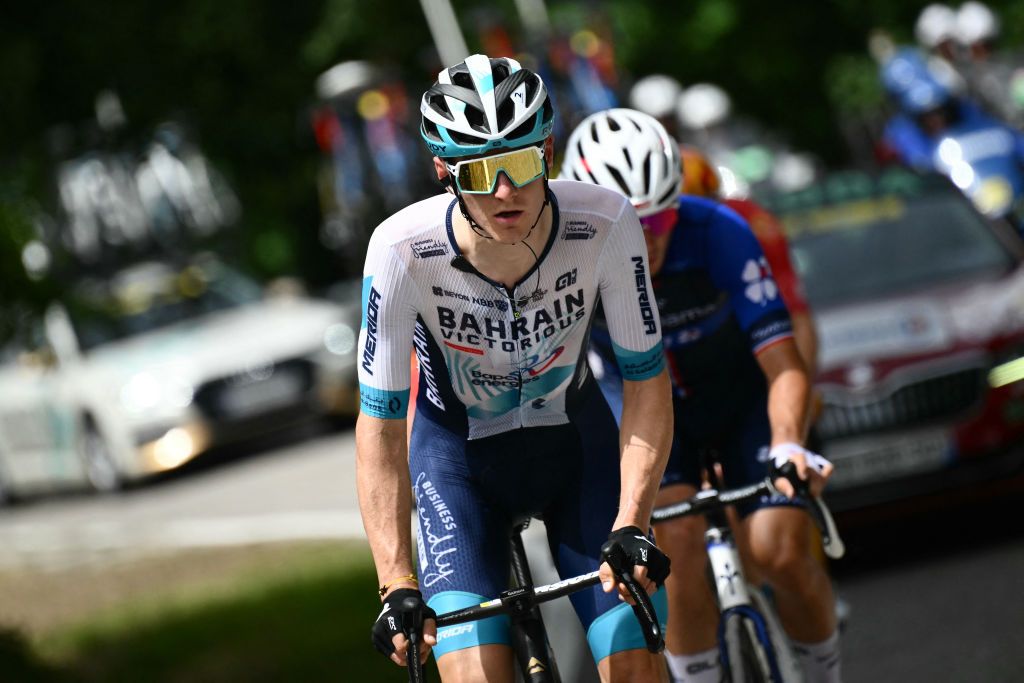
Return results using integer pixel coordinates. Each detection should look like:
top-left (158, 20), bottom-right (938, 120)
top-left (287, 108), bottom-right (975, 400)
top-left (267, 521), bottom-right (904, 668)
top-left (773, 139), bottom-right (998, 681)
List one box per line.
top-left (120, 372), bottom-right (194, 413)
top-left (323, 322), bottom-right (356, 356)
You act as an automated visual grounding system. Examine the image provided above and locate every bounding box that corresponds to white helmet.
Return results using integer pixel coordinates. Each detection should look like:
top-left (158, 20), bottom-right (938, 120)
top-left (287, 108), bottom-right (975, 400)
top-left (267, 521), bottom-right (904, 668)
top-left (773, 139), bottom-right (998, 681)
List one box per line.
top-left (628, 74), bottom-right (683, 121)
top-left (559, 108), bottom-right (681, 217)
top-left (957, 2), bottom-right (1000, 46)
top-left (420, 54), bottom-right (553, 159)
top-left (915, 4), bottom-right (957, 49)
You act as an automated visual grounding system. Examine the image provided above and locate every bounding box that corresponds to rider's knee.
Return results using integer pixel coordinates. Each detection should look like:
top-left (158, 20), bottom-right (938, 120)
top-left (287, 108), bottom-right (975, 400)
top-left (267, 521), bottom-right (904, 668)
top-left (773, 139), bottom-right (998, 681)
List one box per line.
top-left (748, 531), bottom-right (818, 587)
top-left (653, 516), bottom-right (705, 560)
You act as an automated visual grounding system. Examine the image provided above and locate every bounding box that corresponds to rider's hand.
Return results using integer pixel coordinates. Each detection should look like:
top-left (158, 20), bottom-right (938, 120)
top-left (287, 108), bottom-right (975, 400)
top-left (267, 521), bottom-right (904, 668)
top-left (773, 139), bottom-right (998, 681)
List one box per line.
top-left (372, 588), bottom-right (438, 667)
top-left (769, 441), bottom-right (833, 498)
top-left (599, 526), bottom-right (670, 603)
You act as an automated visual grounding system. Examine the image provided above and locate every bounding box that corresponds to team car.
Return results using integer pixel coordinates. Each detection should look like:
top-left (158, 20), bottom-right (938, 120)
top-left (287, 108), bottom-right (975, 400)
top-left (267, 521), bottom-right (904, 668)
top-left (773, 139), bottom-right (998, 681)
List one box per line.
top-left (0, 256), bottom-right (360, 502)
top-left (762, 168), bottom-right (1024, 512)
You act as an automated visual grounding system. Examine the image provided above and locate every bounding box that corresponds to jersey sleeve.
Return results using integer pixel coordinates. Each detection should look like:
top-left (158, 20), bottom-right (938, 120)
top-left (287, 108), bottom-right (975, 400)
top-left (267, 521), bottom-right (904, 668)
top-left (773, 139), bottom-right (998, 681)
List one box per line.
top-left (357, 234), bottom-right (420, 419)
top-left (705, 206), bottom-right (794, 355)
top-left (737, 201), bottom-right (811, 315)
top-left (595, 203), bottom-right (665, 381)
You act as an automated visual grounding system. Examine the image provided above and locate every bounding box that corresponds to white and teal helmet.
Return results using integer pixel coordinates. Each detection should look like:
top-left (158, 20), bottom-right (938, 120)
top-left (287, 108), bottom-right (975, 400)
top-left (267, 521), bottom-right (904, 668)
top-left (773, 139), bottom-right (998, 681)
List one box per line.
top-left (559, 108), bottom-right (681, 218)
top-left (420, 54), bottom-right (554, 159)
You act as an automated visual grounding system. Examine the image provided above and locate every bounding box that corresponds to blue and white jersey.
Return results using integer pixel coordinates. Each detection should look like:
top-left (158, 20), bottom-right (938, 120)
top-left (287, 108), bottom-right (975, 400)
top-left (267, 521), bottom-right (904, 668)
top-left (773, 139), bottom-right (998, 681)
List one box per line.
top-left (592, 195), bottom-right (792, 405)
top-left (357, 179), bottom-right (664, 439)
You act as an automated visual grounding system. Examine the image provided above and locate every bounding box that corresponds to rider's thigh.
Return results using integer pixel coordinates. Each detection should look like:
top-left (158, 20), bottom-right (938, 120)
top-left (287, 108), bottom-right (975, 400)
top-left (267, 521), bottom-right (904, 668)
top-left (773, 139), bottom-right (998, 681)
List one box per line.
top-left (742, 505), bottom-right (817, 580)
top-left (436, 644), bottom-right (516, 683)
top-left (652, 484), bottom-right (706, 565)
top-left (597, 647), bottom-right (670, 683)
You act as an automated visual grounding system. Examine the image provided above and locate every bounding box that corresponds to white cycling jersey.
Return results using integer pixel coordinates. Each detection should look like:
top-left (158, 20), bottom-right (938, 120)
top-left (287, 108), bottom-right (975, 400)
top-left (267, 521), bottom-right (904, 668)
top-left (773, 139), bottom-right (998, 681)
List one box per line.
top-left (357, 179), bottom-right (664, 439)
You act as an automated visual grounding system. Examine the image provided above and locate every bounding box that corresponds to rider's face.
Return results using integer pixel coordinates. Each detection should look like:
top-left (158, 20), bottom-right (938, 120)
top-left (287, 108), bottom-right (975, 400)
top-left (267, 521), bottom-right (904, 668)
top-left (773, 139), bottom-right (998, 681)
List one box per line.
top-left (435, 138), bottom-right (554, 245)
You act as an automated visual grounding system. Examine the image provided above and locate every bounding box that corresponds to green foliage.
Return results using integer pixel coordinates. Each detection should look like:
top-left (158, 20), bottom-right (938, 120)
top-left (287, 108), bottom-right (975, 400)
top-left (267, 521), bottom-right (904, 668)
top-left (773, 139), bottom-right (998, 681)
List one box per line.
top-left (19, 545), bottom-right (436, 682)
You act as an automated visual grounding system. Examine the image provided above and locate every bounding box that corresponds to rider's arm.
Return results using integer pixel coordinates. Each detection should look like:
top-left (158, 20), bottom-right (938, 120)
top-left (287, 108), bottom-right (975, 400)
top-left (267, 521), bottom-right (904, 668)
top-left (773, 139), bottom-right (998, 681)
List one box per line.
top-left (756, 339), bottom-right (810, 449)
top-left (355, 235), bottom-right (420, 590)
top-left (357, 415), bottom-right (416, 588)
top-left (615, 368), bottom-right (673, 529)
top-left (706, 206), bottom-right (829, 493)
top-left (596, 201), bottom-right (673, 584)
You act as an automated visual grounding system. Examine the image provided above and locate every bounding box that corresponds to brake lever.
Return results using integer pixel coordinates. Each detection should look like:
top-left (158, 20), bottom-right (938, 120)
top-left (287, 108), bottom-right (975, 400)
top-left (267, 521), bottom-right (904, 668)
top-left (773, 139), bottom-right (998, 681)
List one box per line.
top-left (770, 461), bottom-right (845, 560)
top-left (600, 540), bottom-right (665, 654)
top-left (401, 597), bottom-right (427, 683)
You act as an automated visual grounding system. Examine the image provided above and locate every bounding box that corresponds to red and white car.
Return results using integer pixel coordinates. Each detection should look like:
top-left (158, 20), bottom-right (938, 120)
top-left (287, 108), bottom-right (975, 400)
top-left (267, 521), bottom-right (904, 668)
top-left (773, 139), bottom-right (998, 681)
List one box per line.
top-left (766, 168), bottom-right (1024, 512)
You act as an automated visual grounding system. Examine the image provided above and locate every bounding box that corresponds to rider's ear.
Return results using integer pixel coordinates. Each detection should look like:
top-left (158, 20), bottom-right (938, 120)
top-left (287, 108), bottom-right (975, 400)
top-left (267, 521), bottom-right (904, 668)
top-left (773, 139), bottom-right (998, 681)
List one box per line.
top-left (433, 156), bottom-right (454, 194)
top-left (543, 136), bottom-right (555, 168)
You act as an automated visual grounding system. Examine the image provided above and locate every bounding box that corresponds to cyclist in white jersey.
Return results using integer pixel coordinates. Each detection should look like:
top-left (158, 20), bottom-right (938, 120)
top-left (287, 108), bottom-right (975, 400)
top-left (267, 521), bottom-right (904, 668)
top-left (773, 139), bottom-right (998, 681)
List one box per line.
top-left (357, 54), bottom-right (675, 682)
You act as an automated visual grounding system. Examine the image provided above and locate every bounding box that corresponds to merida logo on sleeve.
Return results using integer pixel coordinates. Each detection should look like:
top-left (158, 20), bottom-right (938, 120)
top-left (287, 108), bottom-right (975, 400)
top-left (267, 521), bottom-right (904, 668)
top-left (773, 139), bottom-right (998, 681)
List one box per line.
top-left (631, 256), bottom-right (657, 335)
top-left (361, 287), bottom-right (382, 375)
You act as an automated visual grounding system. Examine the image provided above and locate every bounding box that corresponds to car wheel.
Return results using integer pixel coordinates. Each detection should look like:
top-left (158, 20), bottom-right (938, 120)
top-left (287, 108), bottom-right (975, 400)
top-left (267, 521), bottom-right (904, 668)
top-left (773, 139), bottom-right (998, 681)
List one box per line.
top-left (79, 423), bottom-right (122, 493)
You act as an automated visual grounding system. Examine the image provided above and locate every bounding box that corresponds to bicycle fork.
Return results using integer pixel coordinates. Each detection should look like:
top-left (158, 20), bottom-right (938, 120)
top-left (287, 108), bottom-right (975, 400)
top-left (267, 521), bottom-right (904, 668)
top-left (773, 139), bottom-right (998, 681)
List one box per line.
top-left (507, 520), bottom-right (561, 683)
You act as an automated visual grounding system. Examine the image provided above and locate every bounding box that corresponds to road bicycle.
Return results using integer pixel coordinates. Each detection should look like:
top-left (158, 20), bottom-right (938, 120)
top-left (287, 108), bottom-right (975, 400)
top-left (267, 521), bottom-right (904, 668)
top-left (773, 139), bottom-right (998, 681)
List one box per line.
top-left (651, 462), bottom-right (845, 683)
top-left (401, 519), bottom-right (665, 683)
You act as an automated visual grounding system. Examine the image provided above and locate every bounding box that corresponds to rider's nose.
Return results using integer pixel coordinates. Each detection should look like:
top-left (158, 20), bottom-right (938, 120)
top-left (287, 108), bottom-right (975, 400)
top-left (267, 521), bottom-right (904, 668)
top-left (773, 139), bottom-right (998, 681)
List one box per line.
top-left (493, 171), bottom-right (516, 199)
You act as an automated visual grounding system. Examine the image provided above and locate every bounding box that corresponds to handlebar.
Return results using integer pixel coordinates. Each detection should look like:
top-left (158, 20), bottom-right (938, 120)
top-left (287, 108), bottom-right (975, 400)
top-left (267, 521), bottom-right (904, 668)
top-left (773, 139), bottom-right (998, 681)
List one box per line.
top-left (651, 462), bottom-right (846, 560)
top-left (404, 553), bottom-right (666, 681)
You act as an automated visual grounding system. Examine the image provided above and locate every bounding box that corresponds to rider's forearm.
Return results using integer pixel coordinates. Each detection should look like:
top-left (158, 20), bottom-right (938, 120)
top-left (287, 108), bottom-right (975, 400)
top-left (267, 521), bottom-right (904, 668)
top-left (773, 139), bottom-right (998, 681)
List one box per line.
top-left (614, 367), bottom-right (673, 529)
top-left (790, 311), bottom-right (819, 379)
top-left (356, 413), bottom-right (416, 593)
top-left (767, 361), bottom-right (810, 447)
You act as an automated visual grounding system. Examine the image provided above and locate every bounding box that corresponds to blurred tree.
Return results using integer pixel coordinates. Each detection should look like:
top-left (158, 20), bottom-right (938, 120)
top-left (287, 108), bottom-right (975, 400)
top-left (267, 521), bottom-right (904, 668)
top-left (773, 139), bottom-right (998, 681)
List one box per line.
top-left (1, 0), bottom-right (1023, 343)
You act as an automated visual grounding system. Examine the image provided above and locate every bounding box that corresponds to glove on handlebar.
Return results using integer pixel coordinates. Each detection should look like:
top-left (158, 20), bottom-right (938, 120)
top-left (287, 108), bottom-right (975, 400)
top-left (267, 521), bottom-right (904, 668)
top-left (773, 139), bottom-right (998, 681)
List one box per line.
top-left (602, 526), bottom-right (671, 586)
top-left (371, 588), bottom-right (436, 658)
top-left (769, 441), bottom-right (833, 475)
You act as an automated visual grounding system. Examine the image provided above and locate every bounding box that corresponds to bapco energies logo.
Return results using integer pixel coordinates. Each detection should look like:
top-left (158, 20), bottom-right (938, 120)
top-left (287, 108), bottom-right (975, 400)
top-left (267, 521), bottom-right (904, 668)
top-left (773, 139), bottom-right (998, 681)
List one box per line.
top-left (742, 258), bottom-right (778, 305)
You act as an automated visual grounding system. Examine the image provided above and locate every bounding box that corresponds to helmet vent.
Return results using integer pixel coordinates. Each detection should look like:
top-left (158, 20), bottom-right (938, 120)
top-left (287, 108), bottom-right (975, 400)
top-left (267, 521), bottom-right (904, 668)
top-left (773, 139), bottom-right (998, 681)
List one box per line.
top-left (622, 147), bottom-right (633, 170)
top-left (606, 165), bottom-right (632, 197)
top-left (465, 106), bottom-right (488, 133)
top-left (641, 154), bottom-right (653, 192)
top-left (607, 116), bottom-right (621, 132)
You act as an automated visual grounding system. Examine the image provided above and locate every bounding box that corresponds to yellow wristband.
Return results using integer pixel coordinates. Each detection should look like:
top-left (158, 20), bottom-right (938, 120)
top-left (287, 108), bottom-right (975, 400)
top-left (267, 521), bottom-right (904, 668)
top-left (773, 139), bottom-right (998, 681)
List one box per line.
top-left (378, 573), bottom-right (418, 597)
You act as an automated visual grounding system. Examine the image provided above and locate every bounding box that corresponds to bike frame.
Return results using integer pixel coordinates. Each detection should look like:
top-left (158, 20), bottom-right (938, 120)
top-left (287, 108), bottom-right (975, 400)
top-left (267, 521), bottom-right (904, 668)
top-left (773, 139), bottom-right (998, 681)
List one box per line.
top-left (651, 464), bottom-right (843, 683)
top-left (405, 519), bottom-right (663, 683)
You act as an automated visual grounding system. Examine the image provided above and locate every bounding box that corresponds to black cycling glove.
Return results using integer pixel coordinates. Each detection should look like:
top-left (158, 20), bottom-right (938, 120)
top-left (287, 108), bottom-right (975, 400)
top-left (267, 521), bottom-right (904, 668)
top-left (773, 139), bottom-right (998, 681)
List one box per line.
top-left (371, 588), bottom-right (437, 658)
top-left (602, 526), bottom-right (671, 587)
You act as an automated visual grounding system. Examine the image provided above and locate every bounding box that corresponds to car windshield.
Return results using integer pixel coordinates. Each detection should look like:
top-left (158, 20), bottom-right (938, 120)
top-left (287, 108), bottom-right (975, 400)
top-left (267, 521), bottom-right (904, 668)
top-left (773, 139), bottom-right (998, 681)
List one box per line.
top-left (779, 190), bottom-right (1016, 308)
top-left (67, 260), bottom-right (263, 350)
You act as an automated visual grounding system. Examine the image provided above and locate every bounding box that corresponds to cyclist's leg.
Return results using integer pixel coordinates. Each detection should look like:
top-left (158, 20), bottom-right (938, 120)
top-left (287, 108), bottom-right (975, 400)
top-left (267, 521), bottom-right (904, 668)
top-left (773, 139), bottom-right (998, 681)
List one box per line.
top-left (724, 404), bottom-right (841, 681)
top-left (546, 384), bottom-right (669, 683)
top-left (409, 414), bottom-right (515, 682)
top-left (652, 443), bottom-right (721, 682)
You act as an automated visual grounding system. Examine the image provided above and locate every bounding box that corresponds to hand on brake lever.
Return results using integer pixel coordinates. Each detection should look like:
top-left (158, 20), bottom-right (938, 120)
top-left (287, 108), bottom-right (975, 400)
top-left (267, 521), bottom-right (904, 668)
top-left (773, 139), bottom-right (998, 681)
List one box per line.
top-left (599, 526), bottom-right (670, 602)
top-left (769, 442), bottom-right (833, 498)
top-left (372, 588), bottom-right (437, 667)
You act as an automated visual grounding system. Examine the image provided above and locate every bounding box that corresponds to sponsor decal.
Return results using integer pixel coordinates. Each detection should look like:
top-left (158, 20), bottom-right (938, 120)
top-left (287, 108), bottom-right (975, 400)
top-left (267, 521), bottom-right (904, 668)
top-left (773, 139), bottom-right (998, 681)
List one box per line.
top-left (562, 220), bottom-right (596, 240)
top-left (432, 285), bottom-right (507, 310)
top-left (360, 389), bottom-right (405, 417)
top-left (413, 322), bottom-right (446, 410)
top-left (742, 257), bottom-right (779, 305)
top-left (361, 287), bottom-right (382, 375)
top-left (631, 256), bottom-right (658, 335)
top-left (437, 624), bottom-right (475, 641)
top-left (411, 238), bottom-right (449, 259)
top-left (436, 288), bottom-right (586, 352)
top-left (414, 472), bottom-right (459, 588)
top-left (555, 268), bottom-right (578, 292)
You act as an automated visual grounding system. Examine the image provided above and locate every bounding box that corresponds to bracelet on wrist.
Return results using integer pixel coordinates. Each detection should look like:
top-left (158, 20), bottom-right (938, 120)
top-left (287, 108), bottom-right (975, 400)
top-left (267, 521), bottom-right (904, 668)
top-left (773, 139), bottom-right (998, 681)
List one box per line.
top-left (378, 573), bottom-right (419, 597)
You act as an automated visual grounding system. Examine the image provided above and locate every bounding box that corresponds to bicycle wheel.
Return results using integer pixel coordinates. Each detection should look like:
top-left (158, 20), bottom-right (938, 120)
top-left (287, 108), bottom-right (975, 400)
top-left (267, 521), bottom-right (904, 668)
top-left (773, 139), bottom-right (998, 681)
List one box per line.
top-left (722, 612), bottom-right (777, 683)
